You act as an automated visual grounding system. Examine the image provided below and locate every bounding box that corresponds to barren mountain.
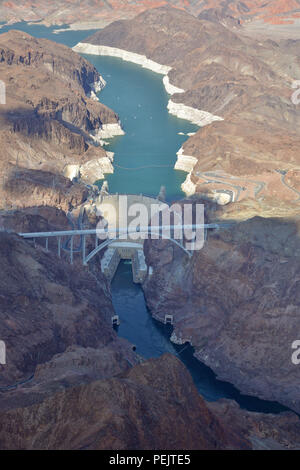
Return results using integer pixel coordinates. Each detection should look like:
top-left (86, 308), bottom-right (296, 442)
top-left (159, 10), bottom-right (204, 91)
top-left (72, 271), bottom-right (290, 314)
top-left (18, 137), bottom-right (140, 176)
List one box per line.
top-left (0, 3), bottom-right (299, 451)
top-left (1, 0), bottom-right (300, 28)
top-left (83, 6), bottom-right (300, 218)
top-left (198, 0), bottom-right (300, 26)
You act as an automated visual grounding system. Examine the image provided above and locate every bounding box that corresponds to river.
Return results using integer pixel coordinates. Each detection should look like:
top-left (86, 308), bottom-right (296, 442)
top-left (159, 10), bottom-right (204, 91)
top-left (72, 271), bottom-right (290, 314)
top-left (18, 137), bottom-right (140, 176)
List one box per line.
top-left (1, 22), bottom-right (288, 413)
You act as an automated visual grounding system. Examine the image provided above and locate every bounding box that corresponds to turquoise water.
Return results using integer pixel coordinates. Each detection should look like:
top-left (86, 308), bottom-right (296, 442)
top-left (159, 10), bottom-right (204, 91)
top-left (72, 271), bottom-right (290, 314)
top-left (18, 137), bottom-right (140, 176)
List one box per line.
top-left (1, 23), bottom-right (289, 413)
top-left (1, 21), bottom-right (197, 199)
top-left (81, 53), bottom-right (198, 200)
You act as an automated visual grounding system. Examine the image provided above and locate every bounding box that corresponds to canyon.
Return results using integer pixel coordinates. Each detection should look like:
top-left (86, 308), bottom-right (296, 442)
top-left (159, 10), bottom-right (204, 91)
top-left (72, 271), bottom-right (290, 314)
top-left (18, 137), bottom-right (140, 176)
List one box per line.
top-left (72, 3), bottom-right (300, 435)
top-left (0, 11), bottom-right (299, 450)
top-left (143, 213), bottom-right (300, 414)
top-left (79, 5), bottom-right (300, 219)
top-left (0, 227), bottom-right (299, 450)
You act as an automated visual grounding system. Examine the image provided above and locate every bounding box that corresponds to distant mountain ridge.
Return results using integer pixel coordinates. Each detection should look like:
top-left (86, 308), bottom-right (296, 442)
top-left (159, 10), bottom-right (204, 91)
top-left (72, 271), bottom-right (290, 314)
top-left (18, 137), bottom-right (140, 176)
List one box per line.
top-left (1, 0), bottom-right (300, 27)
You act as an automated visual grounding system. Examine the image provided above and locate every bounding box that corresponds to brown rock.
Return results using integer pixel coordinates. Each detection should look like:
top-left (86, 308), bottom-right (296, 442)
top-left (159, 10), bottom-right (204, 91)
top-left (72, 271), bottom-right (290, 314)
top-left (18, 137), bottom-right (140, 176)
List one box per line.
top-left (87, 6), bottom-right (300, 216)
top-left (0, 353), bottom-right (250, 450)
top-left (143, 215), bottom-right (300, 413)
top-left (0, 30), bottom-right (119, 209)
top-left (0, 1), bottom-right (299, 29)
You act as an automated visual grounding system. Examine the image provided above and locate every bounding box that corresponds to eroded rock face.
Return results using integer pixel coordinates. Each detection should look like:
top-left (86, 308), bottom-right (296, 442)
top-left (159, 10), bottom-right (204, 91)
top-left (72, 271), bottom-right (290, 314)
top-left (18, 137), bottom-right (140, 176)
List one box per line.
top-left (143, 216), bottom-right (300, 414)
top-left (0, 30), bottom-right (120, 208)
top-left (0, 231), bottom-right (116, 386)
top-left (0, 228), bottom-right (299, 450)
top-left (2, 168), bottom-right (89, 212)
top-left (0, 205), bottom-right (70, 234)
top-left (0, 354), bottom-right (243, 450)
top-left (208, 399), bottom-right (300, 450)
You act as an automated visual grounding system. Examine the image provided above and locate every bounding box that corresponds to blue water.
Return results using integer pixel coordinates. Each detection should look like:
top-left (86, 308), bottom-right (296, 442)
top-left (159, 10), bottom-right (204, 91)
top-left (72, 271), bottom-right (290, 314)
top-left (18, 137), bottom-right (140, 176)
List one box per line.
top-left (112, 261), bottom-right (288, 413)
top-left (81, 53), bottom-right (198, 200)
top-left (1, 23), bottom-right (289, 413)
top-left (1, 21), bottom-right (197, 199)
top-left (0, 21), bottom-right (99, 48)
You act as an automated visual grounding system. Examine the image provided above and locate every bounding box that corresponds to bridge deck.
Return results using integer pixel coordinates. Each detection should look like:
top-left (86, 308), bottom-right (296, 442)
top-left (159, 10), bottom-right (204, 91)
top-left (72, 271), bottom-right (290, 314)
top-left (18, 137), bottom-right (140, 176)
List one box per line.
top-left (18, 223), bottom-right (232, 264)
top-left (18, 223), bottom-right (225, 239)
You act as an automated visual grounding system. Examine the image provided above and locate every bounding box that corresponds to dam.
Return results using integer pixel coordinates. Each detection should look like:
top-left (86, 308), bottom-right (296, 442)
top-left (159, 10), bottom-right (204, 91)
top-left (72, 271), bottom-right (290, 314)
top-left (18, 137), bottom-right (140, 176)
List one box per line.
top-left (2, 21), bottom-right (289, 414)
top-left (101, 243), bottom-right (147, 283)
top-left (89, 193), bottom-right (166, 283)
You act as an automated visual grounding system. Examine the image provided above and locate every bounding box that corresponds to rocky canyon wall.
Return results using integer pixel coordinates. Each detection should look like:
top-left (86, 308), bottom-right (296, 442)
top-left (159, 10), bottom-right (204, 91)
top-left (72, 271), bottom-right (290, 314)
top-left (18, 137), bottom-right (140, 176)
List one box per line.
top-left (142, 215), bottom-right (300, 414)
top-left (0, 30), bottom-right (124, 211)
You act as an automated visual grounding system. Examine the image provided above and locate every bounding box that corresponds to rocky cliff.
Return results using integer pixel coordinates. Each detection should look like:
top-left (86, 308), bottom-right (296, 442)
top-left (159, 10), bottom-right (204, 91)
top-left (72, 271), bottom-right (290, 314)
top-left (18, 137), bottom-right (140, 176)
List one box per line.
top-left (143, 215), bottom-right (300, 414)
top-left (0, 30), bottom-right (122, 210)
top-left (0, 226), bottom-right (299, 449)
top-left (0, 349), bottom-right (240, 450)
top-left (3, 168), bottom-right (89, 212)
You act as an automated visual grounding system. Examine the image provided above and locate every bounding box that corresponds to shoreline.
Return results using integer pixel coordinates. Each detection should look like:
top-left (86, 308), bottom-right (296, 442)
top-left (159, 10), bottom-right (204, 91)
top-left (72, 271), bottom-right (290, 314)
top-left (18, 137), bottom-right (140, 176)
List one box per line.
top-left (141, 277), bottom-right (292, 414)
top-left (72, 43), bottom-right (223, 124)
top-left (63, 77), bottom-right (125, 184)
top-left (174, 147), bottom-right (197, 196)
top-left (72, 43), bottom-right (172, 75)
top-left (73, 42), bottom-right (224, 196)
top-left (52, 20), bottom-right (113, 33)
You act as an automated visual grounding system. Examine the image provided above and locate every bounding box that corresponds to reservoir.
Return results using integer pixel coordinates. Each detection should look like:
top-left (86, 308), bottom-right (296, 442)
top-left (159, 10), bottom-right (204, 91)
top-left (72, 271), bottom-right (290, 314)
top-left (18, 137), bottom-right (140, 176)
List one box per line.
top-left (1, 22), bottom-right (288, 413)
top-left (80, 52), bottom-right (198, 199)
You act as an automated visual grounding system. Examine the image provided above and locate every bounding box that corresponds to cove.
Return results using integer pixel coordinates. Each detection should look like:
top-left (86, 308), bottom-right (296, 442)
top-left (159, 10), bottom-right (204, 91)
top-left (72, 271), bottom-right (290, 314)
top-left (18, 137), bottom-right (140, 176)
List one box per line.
top-left (1, 23), bottom-right (289, 414)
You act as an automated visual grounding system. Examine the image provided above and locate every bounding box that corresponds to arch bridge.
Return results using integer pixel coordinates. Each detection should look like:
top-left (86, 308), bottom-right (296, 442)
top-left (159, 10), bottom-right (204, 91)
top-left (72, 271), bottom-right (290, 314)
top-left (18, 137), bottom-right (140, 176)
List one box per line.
top-left (18, 223), bottom-right (223, 264)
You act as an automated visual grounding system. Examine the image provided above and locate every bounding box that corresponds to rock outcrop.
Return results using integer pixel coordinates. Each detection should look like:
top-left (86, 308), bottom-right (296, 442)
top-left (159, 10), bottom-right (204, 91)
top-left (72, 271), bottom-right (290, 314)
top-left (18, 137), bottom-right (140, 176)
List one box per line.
top-left (0, 351), bottom-right (243, 450)
top-left (143, 215), bottom-right (300, 414)
top-left (0, 231), bottom-right (115, 386)
top-left (0, 30), bottom-right (122, 210)
top-left (3, 168), bottom-right (89, 212)
top-left (0, 214), bottom-right (299, 449)
top-left (208, 399), bottom-right (300, 450)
